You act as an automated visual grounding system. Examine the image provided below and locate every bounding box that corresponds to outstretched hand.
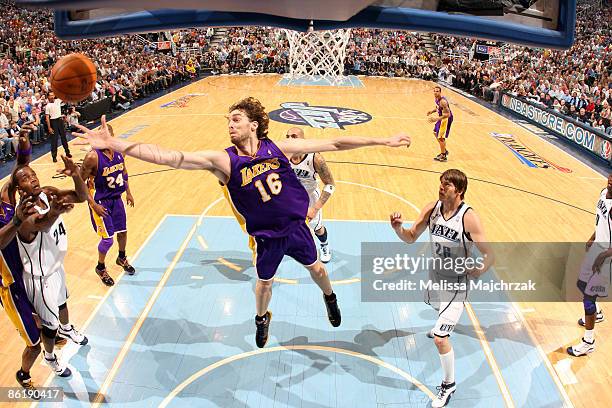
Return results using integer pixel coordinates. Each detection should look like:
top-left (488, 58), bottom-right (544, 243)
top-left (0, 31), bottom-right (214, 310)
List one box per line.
top-left (389, 212), bottom-right (403, 231)
top-left (385, 133), bottom-right (411, 148)
top-left (72, 115), bottom-right (113, 150)
top-left (56, 155), bottom-right (80, 177)
top-left (48, 194), bottom-right (75, 216)
top-left (15, 195), bottom-right (41, 223)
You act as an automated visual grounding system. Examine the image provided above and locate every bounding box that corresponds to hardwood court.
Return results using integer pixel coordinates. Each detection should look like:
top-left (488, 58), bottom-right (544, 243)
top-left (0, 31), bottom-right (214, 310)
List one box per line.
top-left (0, 75), bottom-right (609, 407)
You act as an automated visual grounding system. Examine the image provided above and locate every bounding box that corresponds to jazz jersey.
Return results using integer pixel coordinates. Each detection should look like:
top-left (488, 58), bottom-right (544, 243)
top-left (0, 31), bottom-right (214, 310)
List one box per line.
top-left (594, 188), bottom-right (612, 246)
top-left (428, 201), bottom-right (473, 276)
top-left (224, 138), bottom-right (309, 238)
top-left (17, 192), bottom-right (68, 277)
top-left (290, 153), bottom-right (320, 206)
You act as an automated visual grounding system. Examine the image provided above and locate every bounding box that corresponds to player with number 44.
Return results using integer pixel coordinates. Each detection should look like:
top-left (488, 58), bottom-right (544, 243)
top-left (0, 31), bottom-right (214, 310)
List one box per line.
top-left (80, 124), bottom-right (136, 287)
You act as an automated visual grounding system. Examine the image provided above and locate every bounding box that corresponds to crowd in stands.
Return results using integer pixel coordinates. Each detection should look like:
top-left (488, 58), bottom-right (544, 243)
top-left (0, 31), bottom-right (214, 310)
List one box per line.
top-left (0, 0), bottom-right (611, 165)
top-left (201, 27), bottom-right (289, 74)
top-left (436, 2), bottom-right (612, 135)
top-left (0, 1), bottom-right (205, 163)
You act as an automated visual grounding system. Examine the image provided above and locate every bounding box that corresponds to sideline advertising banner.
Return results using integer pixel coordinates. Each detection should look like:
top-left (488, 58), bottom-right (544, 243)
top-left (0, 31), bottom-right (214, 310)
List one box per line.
top-left (501, 92), bottom-right (611, 164)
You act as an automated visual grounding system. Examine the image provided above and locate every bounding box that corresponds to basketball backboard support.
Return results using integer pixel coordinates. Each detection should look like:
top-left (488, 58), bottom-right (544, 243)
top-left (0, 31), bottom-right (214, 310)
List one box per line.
top-left (17, 0), bottom-right (576, 48)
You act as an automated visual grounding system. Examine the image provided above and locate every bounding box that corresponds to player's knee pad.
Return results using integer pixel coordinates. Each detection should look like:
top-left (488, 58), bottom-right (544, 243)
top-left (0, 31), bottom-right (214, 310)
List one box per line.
top-left (98, 237), bottom-right (114, 254)
top-left (41, 325), bottom-right (57, 339)
top-left (583, 296), bottom-right (597, 315)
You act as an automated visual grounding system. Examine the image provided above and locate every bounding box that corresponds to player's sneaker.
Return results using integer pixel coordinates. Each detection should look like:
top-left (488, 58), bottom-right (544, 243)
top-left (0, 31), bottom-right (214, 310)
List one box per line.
top-left (44, 354), bottom-right (72, 377)
top-left (567, 338), bottom-right (595, 356)
top-left (116, 256), bottom-right (136, 275)
top-left (432, 381), bottom-right (456, 407)
top-left (95, 266), bottom-right (114, 286)
top-left (434, 152), bottom-right (448, 162)
top-left (16, 370), bottom-right (39, 399)
top-left (578, 310), bottom-right (604, 326)
top-left (324, 293), bottom-right (341, 327)
top-left (255, 311), bottom-right (272, 348)
top-left (58, 325), bottom-right (89, 346)
top-left (320, 244), bottom-right (331, 263)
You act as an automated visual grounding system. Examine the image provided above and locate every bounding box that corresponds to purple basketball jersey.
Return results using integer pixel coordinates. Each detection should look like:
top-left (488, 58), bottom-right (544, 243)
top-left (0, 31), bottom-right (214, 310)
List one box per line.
top-left (93, 149), bottom-right (127, 201)
top-left (435, 96), bottom-right (453, 119)
top-left (225, 138), bottom-right (309, 238)
top-left (0, 201), bottom-right (23, 287)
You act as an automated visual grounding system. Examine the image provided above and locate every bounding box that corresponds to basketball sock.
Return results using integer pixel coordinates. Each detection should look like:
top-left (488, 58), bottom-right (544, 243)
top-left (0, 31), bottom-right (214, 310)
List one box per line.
top-left (324, 292), bottom-right (336, 302)
top-left (584, 329), bottom-right (594, 342)
top-left (17, 369), bottom-right (30, 380)
top-left (119, 251), bottom-right (126, 259)
top-left (316, 229), bottom-right (328, 245)
top-left (60, 323), bottom-right (72, 331)
top-left (96, 262), bottom-right (105, 271)
top-left (44, 351), bottom-right (54, 360)
top-left (439, 349), bottom-right (455, 384)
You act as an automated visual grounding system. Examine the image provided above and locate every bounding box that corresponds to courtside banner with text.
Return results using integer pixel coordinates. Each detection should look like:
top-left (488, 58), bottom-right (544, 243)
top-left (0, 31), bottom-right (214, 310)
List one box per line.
top-left (501, 92), bottom-right (612, 163)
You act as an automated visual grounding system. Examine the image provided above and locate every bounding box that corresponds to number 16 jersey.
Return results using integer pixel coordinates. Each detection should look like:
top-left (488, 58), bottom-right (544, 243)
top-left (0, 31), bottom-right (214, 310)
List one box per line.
top-left (224, 138), bottom-right (309, 238)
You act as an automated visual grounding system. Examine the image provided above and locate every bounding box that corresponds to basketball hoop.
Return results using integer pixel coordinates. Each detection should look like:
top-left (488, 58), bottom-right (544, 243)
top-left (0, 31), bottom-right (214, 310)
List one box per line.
top-left (283, 24), bottom-right (351, 85)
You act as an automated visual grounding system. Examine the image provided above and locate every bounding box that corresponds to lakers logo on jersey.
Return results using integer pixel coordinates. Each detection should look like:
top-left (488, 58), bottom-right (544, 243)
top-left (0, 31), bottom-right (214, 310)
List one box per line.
top-left (240, 158), bottom-right (281, 186)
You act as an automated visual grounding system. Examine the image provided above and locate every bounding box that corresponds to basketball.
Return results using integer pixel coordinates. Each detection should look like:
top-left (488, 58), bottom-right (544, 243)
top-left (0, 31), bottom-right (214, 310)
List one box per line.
top-left (50, 53), bottom-right (97, 103)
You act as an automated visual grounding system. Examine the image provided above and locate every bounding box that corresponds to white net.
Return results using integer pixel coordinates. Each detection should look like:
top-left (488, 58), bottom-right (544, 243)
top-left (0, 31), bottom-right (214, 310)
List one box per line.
top-left (283, 27), bottom-right (352, 85)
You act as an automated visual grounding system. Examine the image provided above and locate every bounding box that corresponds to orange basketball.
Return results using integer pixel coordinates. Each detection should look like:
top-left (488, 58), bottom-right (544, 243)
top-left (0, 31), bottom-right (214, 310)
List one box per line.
top-left (50, 53), bottom-right (97, 103)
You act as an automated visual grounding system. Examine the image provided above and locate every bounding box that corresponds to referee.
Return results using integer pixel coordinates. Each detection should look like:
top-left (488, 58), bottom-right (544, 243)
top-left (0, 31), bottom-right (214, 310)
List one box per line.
top-left (45, 92), bottom-right (71, 162)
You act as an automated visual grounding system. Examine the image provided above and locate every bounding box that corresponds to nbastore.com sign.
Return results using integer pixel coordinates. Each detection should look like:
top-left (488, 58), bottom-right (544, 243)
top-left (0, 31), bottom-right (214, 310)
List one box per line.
top-left (501, 92), bottom-right (612, 162)
top-left (269, 102), bottom-right (372, 129)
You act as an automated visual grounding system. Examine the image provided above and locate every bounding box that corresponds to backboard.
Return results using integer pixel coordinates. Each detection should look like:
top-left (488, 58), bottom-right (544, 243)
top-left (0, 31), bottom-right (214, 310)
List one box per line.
top-left (17, 0), bottom-right (576, 48)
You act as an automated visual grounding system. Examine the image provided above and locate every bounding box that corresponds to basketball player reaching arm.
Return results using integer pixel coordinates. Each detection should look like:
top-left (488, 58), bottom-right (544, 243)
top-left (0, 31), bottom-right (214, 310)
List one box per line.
top-left (389, 169), bottom-right (493, 408)
top-left (287, 127), bottom-right (335, 263)
top-left (12, 156), bottom-right (89, 378)
top-left (81, 124), bottom-right (136, 287)
top-left (74, 98), bottom-right (410, 349)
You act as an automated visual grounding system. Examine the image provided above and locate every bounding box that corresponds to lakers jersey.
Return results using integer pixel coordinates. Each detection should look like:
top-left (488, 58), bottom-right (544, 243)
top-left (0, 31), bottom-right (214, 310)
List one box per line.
top-left (0, 201), bottom-right (22, 288)
top-left (224, 138), bottom-right (309, 238)
top-left (17, 192), bottom-right (68, 277)
top-left (435, 96), bottom-right (453, 119)
top-left (290, 153), bottom-right (320, 206)
top-left (428, 201), bottom-right (473, 276)
top-left (93, 149), bottom-right (127, 200)
top-left (594, 188), bottom-right (612, 246)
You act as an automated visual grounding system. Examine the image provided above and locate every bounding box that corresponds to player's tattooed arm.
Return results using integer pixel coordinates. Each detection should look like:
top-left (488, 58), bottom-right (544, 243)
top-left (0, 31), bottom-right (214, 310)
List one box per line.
top-left (121, 143), bottom-right (230, 176)
top-left (439, 99), bottom-right (451, 120)
top-left (313, 153), bottom-right (335, 211)
top-left (74, 115), bottom-right (230, 181)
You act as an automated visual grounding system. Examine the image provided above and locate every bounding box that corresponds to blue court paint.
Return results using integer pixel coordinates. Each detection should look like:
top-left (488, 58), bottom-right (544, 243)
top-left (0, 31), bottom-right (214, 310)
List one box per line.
top-left (277, 75), bottom-right (364, 88)
top-left (118, 124), bottom-right (149, 139)
top-left (39, 215), bottom-right (196, 408)
top-left (41, 216), bottom-right (565, 407)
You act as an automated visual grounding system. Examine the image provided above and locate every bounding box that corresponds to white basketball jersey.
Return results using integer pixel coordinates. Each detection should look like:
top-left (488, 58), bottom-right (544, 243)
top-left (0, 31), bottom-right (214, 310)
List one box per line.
top-left (428, 201), bottom-right (473, 273)
top-left (291, 153), bottom-right (320, 205)
top-left (18, 192), bottom-right (68, 277)
top-left (594, 188), bottom-right (612, 247)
